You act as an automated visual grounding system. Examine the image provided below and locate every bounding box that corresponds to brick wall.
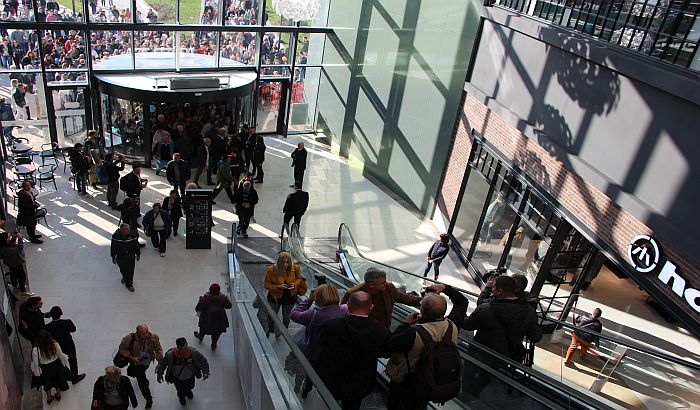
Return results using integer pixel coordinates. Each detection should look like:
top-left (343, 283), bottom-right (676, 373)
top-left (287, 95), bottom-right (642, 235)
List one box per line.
top-left (437, 92), bottom-right (700, 326)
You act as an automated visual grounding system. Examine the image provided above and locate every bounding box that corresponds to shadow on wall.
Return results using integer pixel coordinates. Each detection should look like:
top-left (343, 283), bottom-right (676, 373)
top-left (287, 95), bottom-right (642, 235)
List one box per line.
top-left (318, 0), bottom-right (479, 216)
top-left (477, 17), bottom-right (700, 272)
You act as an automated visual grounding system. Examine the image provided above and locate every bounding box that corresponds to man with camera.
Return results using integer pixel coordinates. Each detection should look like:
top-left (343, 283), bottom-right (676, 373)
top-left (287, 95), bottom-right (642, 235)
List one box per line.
top-left (385, 283), bottom-right (469, 409)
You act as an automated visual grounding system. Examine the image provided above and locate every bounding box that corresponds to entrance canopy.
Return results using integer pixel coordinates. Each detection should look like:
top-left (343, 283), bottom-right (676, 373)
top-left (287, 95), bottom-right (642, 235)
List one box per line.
top-left (94, 69), bottom-right (256, 104)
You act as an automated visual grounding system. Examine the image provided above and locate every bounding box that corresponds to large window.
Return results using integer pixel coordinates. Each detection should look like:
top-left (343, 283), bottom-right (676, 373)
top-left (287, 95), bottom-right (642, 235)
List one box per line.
top-left (450, 139), bottom-right (558, 282)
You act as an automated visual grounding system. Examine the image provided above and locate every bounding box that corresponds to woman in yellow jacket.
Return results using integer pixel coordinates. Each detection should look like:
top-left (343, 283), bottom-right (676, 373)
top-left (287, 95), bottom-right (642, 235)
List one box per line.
top-left (264, 252), bottom-right (304, 338)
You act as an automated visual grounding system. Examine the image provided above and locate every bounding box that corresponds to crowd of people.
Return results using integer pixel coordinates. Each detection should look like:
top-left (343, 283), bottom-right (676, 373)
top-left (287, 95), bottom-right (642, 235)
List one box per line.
top-left (14, 284), bottom-right (230, 408)
top-left (255, 253), bottom-right (551, 410)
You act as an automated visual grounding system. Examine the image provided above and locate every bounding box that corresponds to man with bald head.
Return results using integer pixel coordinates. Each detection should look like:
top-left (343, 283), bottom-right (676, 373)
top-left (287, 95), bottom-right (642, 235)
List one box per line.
top-left (317, 291), bottom-right (392, 409)
top-left (385, 283), bottom-right (468, 409)
top-left (118, 324), bottom-right (163, 409)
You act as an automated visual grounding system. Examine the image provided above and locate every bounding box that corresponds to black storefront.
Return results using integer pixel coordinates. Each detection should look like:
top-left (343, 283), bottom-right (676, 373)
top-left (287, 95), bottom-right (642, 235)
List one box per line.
top-left (448, 132), bottom-right (698, 336)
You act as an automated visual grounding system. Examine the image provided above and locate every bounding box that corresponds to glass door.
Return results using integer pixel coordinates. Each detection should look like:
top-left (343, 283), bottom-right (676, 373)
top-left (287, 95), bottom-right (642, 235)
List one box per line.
top-left (256, 80), bottom-right (289, 134)
top-left (51, 87), bottom-right (88, 148)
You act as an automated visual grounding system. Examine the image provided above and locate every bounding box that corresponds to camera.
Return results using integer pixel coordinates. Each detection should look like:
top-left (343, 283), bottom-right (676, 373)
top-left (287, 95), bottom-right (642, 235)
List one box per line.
top-left (482, 267), bottom-right (508, 283)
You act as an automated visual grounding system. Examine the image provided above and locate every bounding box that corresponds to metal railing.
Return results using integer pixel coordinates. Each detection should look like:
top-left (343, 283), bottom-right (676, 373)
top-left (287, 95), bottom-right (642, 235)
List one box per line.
top-left (495, 0), bottom-right (700, 72)
top-left (335, 222), bottom-right (700, 407)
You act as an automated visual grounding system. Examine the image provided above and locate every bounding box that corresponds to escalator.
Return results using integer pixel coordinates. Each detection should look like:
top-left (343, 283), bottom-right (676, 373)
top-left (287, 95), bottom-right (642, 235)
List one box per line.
top-left (276, 224), bottom-right (617, 409)
top-left (282, 223), bottom-right (700, 410)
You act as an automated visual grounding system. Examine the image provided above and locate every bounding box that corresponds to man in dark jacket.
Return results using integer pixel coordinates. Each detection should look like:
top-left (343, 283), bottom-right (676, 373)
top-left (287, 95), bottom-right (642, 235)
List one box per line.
top-left (234, 180), bottom-right (258, 238)
top-left (69, 143), bottom-right (89, 195)
top-left (17, 181), bottom-right (45, 243)
top-left (252, 134), bottom-right (265, 183)
top-left (45, 306), bottom-right (86, 383)
top-left (565, 308), bottom-right (603, 366)
top-left (385, 283), bottom-right (468, 409)
top-left (165, 153), bottom-right (191, 197)
top-left (282, 182), bottom-right (309, 228)
top-left (103, 152), bottom-right (125, 209)
top-left (423, 233), bottom-right (450, 280)
top-left (111, 223), bottom-right (141, 292)
top-left (317, 291), bottom-right (391, 410)
top-left (120, 164), bottom-right (147, 200)
top-left (462, 275), bottom-right (542, 394)
top-left (156, 338), bottom-right (210, 405)
top-left (290, 142), bottom-right (307, 188)
top-left (18, 296), bottom-right (49, 345)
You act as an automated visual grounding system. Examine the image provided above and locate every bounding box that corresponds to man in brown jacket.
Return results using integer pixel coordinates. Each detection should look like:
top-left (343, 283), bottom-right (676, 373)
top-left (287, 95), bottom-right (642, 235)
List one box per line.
top-left (341, 268), bottom-right (422, 328)
top-left (118, 324), bottom-right (164, 409)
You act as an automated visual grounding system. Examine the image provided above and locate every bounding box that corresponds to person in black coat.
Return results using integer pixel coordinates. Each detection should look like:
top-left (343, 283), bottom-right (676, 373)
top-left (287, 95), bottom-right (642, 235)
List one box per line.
top-left (17, 181), bottom-right (45, 243)
top-left (194, 283), bottom-right (233, 351)
top-left (290, 142), bottom-right (307, 188)
top-left (423, 233), bottom-right (450, 281)
top-left (233, 181), bottom-right (258, 238)
top-left (117, 197), bottom-right (140, 229)
top-left (316, 291), bottom-right (391, 410)
top-left (161, 190), bottom-right (183, 237)
top-left (69, 143), bottom-right (89, 195)
top-left (0, 231), bottom-right (27, 293)
top-left (462, 276), bottom-right (542, 395)
top-left (111, 224), bottom-right (141, 292)
top-left (165, 153), bottom-right (191, 197)
top-left (104, 152), bottom-right (126, 210)
top-left (282, 183), bottom-right (309, 228)
top-left (45, 306), bottom-right (86, 383)
top-left (92, 366), bottom-right (138, 409)
top-left (120, 165), bottom-right (147, 200)
top-left (18, 296), bottom-right (49, 345)
top-left (252, 134), bottom-right (266, 183)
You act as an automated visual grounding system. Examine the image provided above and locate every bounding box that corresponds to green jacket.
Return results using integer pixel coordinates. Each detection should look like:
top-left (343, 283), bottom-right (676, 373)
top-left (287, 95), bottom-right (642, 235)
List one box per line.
top-left (216, 162), bottom-right (235, 185)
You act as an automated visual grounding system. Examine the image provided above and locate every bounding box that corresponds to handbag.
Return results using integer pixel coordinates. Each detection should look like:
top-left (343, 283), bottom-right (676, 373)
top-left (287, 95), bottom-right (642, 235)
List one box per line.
top-left (293, 309), bottom-right (317, 355)
top-left (113, 333), bottom-right (135, 368)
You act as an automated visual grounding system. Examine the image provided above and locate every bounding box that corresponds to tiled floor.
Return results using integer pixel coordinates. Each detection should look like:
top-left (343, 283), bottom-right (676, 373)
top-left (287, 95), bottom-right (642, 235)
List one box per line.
top-left (11, 134), bottom-right (470, 409)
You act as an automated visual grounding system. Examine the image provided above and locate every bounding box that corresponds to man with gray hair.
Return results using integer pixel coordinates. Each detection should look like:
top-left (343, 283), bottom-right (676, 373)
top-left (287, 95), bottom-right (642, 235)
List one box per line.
top-left (111, 223), bottom-right (141, 291)
top-left (317, 291), bottom-right (392, 409)
top-left (385, 283), bottom-right (468, 409)
top-left (341, 268), bottom-right (422, 327)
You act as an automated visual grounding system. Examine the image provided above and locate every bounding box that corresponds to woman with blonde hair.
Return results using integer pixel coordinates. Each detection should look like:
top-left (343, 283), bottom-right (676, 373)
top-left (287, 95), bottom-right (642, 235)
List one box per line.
top-left (91, 366), bottom-right (138, 409)
top-left (31, 330), bottom-right (70, 404)
top-left (263, 251), bottom-right (305, 337)
top-left (291, 283), bottom-right (348, 397)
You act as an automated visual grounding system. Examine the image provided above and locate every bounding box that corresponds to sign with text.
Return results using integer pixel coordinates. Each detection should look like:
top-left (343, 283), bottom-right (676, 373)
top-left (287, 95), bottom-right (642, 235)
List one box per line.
top-left (628, 235), bottom-right (699, 314)
top-left (185, 189), bottom-right (213, 250)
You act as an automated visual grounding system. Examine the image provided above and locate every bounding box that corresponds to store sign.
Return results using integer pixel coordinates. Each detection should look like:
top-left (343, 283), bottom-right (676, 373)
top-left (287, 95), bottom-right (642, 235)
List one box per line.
top-left (628, 235), bottom-right (700, 313)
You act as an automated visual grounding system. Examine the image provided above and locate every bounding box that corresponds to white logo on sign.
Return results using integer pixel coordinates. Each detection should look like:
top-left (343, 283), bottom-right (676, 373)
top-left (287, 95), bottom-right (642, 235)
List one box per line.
top-left (627, 235), bottom-right (660, 273)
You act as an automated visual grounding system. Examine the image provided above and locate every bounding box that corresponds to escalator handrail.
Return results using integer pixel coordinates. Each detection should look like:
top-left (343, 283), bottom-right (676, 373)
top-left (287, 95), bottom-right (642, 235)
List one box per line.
top-left (230, 224), bottom-right (342, 410)
top-left (336, 223), bottom-right (700, 373)
top-left (338, 223), bottom-right (483, 297)
top-left (300, 250), bottom-right (612, 409)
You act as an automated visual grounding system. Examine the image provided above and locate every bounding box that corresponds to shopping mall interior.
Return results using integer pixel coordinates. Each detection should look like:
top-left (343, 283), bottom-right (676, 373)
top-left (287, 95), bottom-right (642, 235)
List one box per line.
top-left (1, 0), bottom-right (699, 409)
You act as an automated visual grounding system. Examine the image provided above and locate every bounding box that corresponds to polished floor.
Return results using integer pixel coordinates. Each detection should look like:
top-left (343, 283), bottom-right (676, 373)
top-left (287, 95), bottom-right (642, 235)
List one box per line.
top-left (9, 128), bottom-right (700, 409)
top-left (9, 132), bottom-right (471, 409)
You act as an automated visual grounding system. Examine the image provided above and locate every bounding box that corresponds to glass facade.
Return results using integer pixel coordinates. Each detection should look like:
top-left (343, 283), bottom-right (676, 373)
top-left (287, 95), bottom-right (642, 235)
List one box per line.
top-left (448, 139), bottom-right (606, 321)
top-left (0, 0), bottom-right (330, 150)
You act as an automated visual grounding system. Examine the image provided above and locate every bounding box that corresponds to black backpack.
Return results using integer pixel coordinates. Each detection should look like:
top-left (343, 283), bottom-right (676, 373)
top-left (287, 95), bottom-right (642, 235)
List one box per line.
top-left (413, 323), bottom-right (462, 404)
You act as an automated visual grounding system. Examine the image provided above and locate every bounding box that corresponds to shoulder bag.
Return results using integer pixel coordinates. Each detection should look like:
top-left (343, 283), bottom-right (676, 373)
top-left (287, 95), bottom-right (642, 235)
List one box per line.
top-left (113, 333), bottom-right (135, 368)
